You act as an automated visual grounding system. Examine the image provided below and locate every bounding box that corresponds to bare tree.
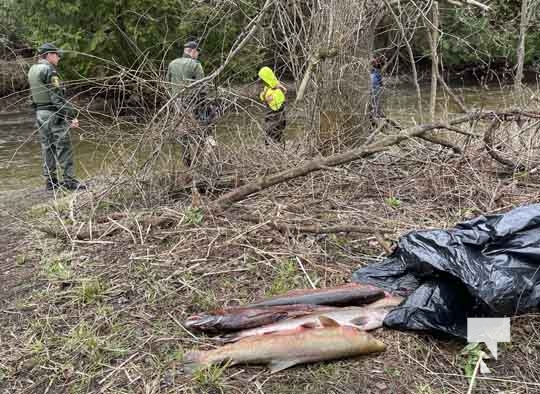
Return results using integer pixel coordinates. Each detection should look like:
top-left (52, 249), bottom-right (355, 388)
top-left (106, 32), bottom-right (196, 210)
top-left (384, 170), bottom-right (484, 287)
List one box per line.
top-left (428, 1), bottom-right (439, 122)
top-left (273, 1), bottom-right (385, 154)
top-left (515, 0), bottom-right (529, 90)
top-left (384, 0), bottom-right (424, 121)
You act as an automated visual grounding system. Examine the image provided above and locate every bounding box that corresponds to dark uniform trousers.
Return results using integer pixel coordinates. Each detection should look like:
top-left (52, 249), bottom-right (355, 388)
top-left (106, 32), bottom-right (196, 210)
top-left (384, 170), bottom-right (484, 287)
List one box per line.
top-left (264, 106), bottom-right (286, 144)
top-left (36, 110), bottom-right (75, 180)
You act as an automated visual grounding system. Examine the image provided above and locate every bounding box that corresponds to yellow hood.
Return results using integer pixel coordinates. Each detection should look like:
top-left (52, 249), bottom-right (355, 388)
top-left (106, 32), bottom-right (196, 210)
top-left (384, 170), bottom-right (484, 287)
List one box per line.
top-left (258, 66), bottom-right (279, 88)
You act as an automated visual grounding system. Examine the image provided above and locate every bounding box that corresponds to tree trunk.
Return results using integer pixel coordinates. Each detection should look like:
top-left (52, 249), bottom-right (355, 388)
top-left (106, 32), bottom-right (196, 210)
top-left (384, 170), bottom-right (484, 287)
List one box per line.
top-left (515, 0), bottom-right (529, 90)
top-left (385, 0), bottom-right (423, 121)
top-left (275, 1), bottom-right (384, 155)
top-left (428, 1), bottom-right (439, 122)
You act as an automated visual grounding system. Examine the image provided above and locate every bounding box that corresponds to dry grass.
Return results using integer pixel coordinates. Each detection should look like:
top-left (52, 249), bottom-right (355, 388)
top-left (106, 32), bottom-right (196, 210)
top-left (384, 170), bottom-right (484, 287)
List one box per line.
top-left (2, 112), bottom-right (540, 394)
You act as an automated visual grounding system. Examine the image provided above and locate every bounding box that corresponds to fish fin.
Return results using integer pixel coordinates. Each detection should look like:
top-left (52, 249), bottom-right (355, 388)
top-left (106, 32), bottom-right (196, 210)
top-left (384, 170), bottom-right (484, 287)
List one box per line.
top-left (269, 359), bottom-right (299, 373)
top-left (318, 316), bottom-right (341, 327)
top-left (350, 316), bottom-right (368, 326)
top-left (299, 322), bottom-right (318, 329)
top-left (183, 351), bottom-right (207, 374)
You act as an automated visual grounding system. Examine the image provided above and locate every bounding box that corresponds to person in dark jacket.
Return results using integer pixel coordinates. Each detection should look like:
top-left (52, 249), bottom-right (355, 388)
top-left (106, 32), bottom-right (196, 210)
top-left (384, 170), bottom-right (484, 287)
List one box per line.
top-left (166, 41), bottom-right (204, 97)
top-left (27, 43), bottom-right (86, 191)
top-left (370, 57), bottom-right (384, 118)
top-left (166, 41), bottom-right (216, 167)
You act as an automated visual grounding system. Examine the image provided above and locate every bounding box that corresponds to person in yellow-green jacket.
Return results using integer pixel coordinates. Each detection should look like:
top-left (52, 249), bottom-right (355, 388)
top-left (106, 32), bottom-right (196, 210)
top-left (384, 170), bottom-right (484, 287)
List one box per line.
top-left (258, 67), bottom-right (287, 145)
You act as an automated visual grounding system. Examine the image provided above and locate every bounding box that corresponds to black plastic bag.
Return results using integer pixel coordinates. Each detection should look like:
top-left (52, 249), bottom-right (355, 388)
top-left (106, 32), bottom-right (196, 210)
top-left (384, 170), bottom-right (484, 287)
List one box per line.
top-left (353, 204), bottom-right (540, 337)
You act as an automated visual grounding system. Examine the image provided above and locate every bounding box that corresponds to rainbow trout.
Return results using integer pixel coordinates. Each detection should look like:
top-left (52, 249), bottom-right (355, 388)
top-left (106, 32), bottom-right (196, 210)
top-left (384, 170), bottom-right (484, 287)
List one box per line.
top-left (184, 304), bottom-right (335, 333)
top-left (250, 283), bottom-right (385, 307)
top-left (184, 318), bottom-right (386, 373)
top-left (220, 300), bottom-right (401, 343)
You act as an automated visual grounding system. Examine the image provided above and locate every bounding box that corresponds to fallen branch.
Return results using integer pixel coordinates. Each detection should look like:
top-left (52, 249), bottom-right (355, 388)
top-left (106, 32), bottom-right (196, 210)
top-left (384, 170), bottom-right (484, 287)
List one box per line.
top-left (237, 215), bottom-right (391, 235)
top-left (211, 110), bottom-right (540, 211)
top-left (168, 174), bottom-right (242, 198)
top-left (444, 125), bottom-right (482, 138)
top-left (483, 119), bottom-right (525, 171)
top-left (38, 214), bottom-right (177, 241)
top-left (210, 112), bottom-right (485, 211)
top-left (377, 117), bottom-right (462, 153)
top-left (270, 222), bottom-right (390, 235)
top-left (419, 134), bottom-right (462, 153)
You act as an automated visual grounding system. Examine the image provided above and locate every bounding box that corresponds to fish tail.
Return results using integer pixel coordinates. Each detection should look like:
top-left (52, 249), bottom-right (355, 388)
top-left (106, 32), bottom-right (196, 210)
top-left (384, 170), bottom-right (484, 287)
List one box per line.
top-left (183, 351), bottom-right (208, 374)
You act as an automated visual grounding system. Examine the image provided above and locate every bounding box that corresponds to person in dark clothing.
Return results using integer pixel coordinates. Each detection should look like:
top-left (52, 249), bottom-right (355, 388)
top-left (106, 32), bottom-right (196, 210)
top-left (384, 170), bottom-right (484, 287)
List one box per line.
top-left (166, 41), bottom-right (204, 97)
top-left (27, 43), bottom-right (86, 191)
top-left (167, 41), bottom-right (220, 167)
top-left (166, 41), bottom-right (207, 167)
top-left (370, 57), bottom-right (384, 118)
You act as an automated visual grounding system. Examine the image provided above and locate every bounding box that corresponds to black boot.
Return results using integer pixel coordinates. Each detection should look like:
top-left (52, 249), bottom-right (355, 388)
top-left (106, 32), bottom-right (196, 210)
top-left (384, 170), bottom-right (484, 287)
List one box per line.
top-left (61, 178), bottom-right (87, 191)
top-left (46, 176), bottom-right (60, 191)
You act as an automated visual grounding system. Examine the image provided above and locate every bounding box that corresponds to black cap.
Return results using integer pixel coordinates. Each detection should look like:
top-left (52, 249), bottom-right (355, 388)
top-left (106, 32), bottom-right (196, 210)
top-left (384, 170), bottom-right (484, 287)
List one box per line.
top-left (184, 41), bottom-right (199, 50)
top-left (37, 43), bottom-right (63, 56)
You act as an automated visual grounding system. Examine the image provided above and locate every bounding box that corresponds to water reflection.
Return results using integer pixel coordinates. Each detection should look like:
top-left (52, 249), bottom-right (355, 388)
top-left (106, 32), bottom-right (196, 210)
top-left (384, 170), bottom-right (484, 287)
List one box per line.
top-left (386, 81), bottom-right (540, 125)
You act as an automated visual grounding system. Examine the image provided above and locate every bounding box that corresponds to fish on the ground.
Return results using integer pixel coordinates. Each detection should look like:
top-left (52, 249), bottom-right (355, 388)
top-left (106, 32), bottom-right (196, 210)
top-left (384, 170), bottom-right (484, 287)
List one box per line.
top-left (219, 302), bottom-right (400, 343)
top-left (184, 304), bottom-right (336, 333)
top-left (249, 283), bottom-right (385, 307)
top-left (184, 317), bottom-right (386, 374)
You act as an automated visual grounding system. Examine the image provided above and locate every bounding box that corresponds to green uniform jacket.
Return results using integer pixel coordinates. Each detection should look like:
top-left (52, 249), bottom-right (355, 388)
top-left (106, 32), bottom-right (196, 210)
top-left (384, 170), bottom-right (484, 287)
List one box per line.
top-left (27, 59), bottom-right (76, 120)
top-left (166, 54), bottom-right (204, 96)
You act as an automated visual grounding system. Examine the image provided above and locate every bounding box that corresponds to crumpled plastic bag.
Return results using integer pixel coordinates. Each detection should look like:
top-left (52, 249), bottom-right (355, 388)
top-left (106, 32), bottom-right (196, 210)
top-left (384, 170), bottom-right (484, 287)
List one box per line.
top-left (353, 204), bottom-right (540, 337)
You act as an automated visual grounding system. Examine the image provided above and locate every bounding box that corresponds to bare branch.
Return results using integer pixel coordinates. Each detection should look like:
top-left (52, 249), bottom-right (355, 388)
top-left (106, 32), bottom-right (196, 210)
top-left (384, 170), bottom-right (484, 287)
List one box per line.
top-left (389, 0), bottom-right (490, 11)
top-left (210, 112), bottom-right (487, 211)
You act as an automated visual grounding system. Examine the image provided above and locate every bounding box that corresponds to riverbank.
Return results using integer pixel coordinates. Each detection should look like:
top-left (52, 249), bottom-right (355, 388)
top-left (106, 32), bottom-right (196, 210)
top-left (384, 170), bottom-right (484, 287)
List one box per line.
top-left (2, 110), bottom-right (540, 392)
top-left (0, 187), bottom-right (52, 314)
top-left (2, 79), bottom-right (539, 194)
top-left (2, 69), bottom-right (540, 392)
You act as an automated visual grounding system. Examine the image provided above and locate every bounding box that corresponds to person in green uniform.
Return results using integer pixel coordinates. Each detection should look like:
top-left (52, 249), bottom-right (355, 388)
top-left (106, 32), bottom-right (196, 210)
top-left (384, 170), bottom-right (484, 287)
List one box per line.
top-left (258, 66), bottom-right (287, 145)
top-left (166, 41), bottom-right (204, 97)
top-left (27, 43), bottom-right (86, 191)
top-left (166, 41), bottom-right (208, 167)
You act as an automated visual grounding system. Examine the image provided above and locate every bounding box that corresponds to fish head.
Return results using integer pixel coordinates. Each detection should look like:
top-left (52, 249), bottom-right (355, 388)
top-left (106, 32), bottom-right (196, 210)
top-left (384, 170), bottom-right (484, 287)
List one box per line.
top-left (184, 314), bottom-right (222, 331)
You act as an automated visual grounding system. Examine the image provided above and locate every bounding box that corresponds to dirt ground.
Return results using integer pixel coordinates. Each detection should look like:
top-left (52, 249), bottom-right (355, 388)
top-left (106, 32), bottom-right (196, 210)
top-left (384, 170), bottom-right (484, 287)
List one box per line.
top-left (2, 120), bottom-right (540, 393)
top-left (0, 188), bottom-right (49, 310)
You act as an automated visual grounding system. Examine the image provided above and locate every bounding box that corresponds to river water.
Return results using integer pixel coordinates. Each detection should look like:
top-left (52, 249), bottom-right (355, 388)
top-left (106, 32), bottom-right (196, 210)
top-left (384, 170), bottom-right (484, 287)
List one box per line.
top-left (0, 111), bottom-right (122, 191)
top-left (1, 81), bottom-right (539, 192)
